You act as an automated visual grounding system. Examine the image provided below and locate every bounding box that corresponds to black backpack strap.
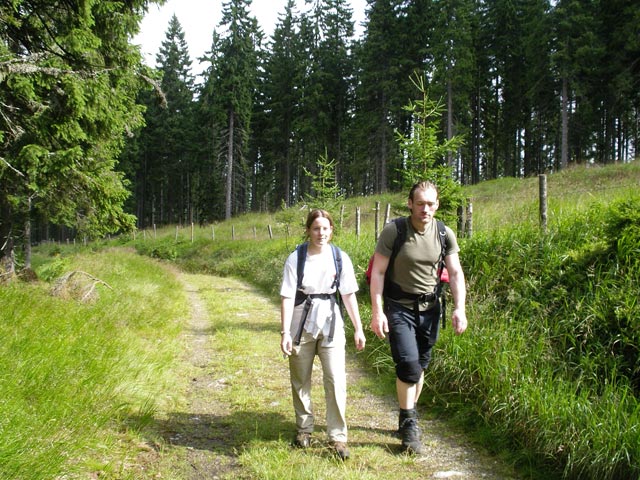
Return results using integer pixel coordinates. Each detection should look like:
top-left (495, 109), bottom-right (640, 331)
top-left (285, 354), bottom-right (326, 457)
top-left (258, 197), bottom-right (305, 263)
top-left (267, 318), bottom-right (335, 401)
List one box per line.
top-left (329, 244), bottom-right (342, 341)
top-left (386, 217), bottom-right (408, 281)
top-left (435, 221), bottom-right (447, 282)
top-left (330, 244), bottom-right (342, 289)
top-left (435, 220), bottom-right (448, 330)
top-left (294, 243), bottom-right (308, 306)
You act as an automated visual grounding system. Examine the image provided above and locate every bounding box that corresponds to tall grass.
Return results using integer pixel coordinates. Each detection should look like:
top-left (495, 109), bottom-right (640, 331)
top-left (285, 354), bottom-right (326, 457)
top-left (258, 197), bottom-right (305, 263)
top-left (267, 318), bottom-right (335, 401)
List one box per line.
top-left (0, 250), bottom-right (185, 478)
top-left (119, 161), bottom-right (640, 479)
top-left (426, 190), bottom-right (640, 479)
top-left (14, 161), bottom-right (637, 478)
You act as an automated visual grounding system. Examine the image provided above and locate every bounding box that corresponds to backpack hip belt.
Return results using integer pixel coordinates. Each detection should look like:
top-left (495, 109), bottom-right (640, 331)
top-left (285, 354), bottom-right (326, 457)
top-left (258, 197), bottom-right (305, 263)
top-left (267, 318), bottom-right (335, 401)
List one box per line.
top-left (385, 291), bottom-right (440, 346)
top-left (385, 280), bottom-right (437, 304)
top-left (293, 292), bottom-right (338, 346)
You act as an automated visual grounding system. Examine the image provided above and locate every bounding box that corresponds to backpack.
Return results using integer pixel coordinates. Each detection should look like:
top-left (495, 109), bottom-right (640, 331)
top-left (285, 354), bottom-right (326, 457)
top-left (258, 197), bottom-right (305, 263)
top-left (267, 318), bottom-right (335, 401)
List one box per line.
top-left (292, 242), bottom-right (343, 345)
top-left (365, 218), bottom-right (448, 284)
top-left (295, 242), bottom-right (342, 305)
top-left (365, 217), bottom-right (449, 327)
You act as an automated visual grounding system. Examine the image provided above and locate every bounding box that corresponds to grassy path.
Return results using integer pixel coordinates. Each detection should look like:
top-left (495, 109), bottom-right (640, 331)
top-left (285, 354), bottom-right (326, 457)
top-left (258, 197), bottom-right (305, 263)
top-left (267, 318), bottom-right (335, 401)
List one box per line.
top-left (137, 272), bottom-right (523, 479)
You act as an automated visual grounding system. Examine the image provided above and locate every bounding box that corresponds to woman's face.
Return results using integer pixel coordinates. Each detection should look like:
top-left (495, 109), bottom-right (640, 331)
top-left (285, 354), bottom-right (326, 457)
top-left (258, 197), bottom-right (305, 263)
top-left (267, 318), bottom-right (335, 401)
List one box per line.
top-left (307, 216), bottom-right (333, 248)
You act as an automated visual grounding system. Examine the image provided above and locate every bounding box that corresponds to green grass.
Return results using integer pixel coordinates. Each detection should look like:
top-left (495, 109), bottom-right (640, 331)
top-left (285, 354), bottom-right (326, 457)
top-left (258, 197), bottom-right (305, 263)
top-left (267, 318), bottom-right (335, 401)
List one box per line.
top-left (7, 159), bottom-right (640, 479)
top-left (0, 250), bottom-right (186, 479)
top-left (121, 161), bottom-right (640, 479)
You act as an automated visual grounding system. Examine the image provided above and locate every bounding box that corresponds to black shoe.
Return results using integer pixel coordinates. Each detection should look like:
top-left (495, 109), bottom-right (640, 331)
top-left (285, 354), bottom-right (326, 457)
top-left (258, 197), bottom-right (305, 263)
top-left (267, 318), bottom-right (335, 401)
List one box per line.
top-left (294, 432), bottom-right (311, 448)
top-left (399, 417), bottom-right (422, 454)
top-left (331, 441), bottom-right (350, 460)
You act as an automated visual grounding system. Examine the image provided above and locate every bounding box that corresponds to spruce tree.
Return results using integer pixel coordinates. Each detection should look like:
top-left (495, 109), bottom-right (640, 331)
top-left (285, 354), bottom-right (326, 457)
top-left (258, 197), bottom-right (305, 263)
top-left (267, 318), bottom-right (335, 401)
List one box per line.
top-left (138, 15), bottom-right (196, 226)
top-left (353, 0), bottom-right (404, 193)
top-left (255, 0), bottom-right (305, 209)
top-left (0, 0), bottom-right (157, 268)
top-left (200, 0), bottom-right (260, 219)
top-left (294, 0), bottom-right (357, 200)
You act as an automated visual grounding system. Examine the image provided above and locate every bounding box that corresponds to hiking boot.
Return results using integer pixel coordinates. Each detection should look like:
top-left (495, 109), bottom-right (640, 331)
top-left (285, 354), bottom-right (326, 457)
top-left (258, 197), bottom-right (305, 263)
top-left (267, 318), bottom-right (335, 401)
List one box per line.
top-left (331, 441), bottom-right (350, 460)
top-left (398, 408), bottom-right (413, 434)
top-left (294, 432), bottom-right (311, 448)
top-left (399, 417), bottom-right (422, 455)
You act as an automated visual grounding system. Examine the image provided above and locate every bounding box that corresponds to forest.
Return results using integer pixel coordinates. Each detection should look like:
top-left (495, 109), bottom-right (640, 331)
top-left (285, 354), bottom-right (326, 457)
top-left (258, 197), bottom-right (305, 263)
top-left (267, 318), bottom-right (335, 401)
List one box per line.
top-left (1, 0), bottom-right (639, 263)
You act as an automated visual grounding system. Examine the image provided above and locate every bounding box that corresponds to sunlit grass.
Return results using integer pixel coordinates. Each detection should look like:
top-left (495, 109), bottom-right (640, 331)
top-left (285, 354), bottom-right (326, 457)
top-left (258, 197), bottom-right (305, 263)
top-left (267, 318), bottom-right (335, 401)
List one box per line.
top-left (125, 160), bottom-right (640, 479)
top-left (12, 159), bottom-right (640, 479)
top-left (0, 250), bottom-right (185, 478)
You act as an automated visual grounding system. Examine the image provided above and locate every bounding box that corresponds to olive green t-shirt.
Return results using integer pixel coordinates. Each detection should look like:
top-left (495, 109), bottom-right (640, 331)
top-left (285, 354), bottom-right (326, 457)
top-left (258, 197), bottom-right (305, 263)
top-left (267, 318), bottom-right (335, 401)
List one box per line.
top-left (375, 217), bottom-right (460, 310)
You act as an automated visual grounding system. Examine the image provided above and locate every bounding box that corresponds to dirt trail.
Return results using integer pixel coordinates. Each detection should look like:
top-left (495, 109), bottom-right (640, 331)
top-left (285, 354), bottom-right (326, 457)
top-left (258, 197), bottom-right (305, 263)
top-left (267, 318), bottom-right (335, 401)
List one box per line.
top-left (138, 273), bottom-right (522, 479)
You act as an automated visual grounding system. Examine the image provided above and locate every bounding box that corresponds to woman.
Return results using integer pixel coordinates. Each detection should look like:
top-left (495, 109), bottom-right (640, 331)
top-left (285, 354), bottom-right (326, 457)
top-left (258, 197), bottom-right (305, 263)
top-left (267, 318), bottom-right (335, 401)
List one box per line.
top-left (280, 208), bottom-right (366, 460)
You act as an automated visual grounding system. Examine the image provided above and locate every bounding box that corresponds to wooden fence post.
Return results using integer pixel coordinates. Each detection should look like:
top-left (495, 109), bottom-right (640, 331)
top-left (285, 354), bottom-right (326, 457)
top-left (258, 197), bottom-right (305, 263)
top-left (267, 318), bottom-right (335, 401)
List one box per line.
top-left (385, 203), bottom-right (391, 224)
top-left (457, 205), bottom-right (465, 237)
top-left (340, 204), bottom-right (345, 229)
top-left (375, 201), bottom-right (381, 240)
top-left (356, 206), bottom-right (361, 239)
top-left (191, 222), bottom-right (194, 243)
top-left (175, 225), bottom-right (179, 241)
top-left (268, 225), bottom-right (273, 239)
top-left (212, 225), bottom-right (215, 240)
top-left (539, 174), bottom-right (548, 233)
top-left (232, 225), bottom-right (235, 240)
top-left (465, 201), bottom-right (473, 238)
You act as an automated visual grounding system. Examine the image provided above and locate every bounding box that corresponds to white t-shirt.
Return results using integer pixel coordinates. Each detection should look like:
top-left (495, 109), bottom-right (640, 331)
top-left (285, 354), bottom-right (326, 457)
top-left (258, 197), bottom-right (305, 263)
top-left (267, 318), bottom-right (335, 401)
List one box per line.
top-left (280, 245), bottom-right (358, 343)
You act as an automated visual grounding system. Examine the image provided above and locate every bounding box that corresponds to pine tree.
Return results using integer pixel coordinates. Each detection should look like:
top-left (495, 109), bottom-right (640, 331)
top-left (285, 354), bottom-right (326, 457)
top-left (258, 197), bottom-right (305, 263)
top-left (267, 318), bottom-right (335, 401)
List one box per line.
top-left (200, 0), bottom-right (260, 219)
top-left (353, 0), bottom-right (435, 193)
top-left (137, 15), bottom-right (196, 226)
top-left (353, 0), bottom-right (404, 193)
top-left (295, 0), bottom-right (357, 200)
top-left (0, 0), bottom-right (156, 269)
top-left (429, 0), bottom-right (476, 182)
top-left (196, 30), bottom-right (227, 222)
top-left (254, 0), bottom-right (304, 209)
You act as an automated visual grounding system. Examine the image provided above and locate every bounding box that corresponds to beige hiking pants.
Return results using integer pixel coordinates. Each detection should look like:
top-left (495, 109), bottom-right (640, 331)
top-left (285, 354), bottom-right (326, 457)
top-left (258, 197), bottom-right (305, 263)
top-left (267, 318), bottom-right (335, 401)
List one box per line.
top-left (289, 330), bottom-right (347, 442)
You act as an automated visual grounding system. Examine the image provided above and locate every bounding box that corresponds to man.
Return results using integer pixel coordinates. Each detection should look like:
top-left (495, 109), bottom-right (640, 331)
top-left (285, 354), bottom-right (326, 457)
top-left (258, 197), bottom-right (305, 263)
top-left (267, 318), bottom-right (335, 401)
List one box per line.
top-left (369, 181), bottom-right (468, 454)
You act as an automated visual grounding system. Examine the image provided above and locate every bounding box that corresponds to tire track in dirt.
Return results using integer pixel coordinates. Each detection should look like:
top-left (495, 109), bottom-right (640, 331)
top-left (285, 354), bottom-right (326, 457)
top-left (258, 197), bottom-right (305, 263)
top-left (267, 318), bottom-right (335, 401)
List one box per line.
top-left (142, 273), bottom-right (523, 479)
top-left (175, 276), bottom-right (244, 479)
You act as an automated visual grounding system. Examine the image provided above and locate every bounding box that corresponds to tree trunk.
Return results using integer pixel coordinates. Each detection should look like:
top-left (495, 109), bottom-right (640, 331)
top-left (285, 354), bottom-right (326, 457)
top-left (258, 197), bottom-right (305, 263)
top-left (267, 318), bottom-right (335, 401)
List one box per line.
top-left (24, 206), bottom-right (32, 270)
top-left (561, 77), bottom-right (569, 170)
top-left (447, 78), bottom-right (454, 169)
top-left (378, 93), bottom-right (388, 193)
top-left (225, 110), bottom-right (235, 220)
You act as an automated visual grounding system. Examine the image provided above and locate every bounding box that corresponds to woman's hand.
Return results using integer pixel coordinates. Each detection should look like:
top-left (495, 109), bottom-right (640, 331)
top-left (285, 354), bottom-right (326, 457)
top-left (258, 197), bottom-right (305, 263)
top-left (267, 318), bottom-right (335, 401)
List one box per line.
top-left (354, 329), bottom-right (366, 351)
top-left (281, 332), bottom-right (292, 356)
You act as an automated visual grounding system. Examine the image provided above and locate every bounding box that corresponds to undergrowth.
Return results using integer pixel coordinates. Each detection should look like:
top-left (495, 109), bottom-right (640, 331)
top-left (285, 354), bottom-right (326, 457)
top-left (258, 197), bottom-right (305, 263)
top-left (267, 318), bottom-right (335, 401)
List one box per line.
top-left (123, 162), bottom-right (640, 479)
top-left (9, 160), bottom-right (639, 479)
top-left (0, 250), bottom-right (185, 478)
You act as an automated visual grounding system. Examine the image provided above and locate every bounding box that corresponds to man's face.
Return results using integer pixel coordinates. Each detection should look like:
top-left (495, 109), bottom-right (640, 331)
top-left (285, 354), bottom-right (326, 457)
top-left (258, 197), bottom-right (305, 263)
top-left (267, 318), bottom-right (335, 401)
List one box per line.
top-left (408, 187), bottom-right (439, 227)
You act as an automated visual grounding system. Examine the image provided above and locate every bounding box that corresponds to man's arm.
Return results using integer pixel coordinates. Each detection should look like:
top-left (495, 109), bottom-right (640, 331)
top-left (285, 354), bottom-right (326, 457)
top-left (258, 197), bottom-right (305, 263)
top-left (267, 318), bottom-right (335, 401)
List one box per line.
top-left (445, 253), bottom-right (467, 334)
top-left (370, 252), bottom-right (390, 339)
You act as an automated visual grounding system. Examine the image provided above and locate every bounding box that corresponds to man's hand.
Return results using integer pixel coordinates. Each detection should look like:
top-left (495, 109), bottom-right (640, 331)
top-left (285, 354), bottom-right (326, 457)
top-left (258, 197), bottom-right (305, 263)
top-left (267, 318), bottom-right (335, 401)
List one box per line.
top-left (451, 308), bottom-right (467, 335)
top-left (370, 310), bottom-right (389, 339)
